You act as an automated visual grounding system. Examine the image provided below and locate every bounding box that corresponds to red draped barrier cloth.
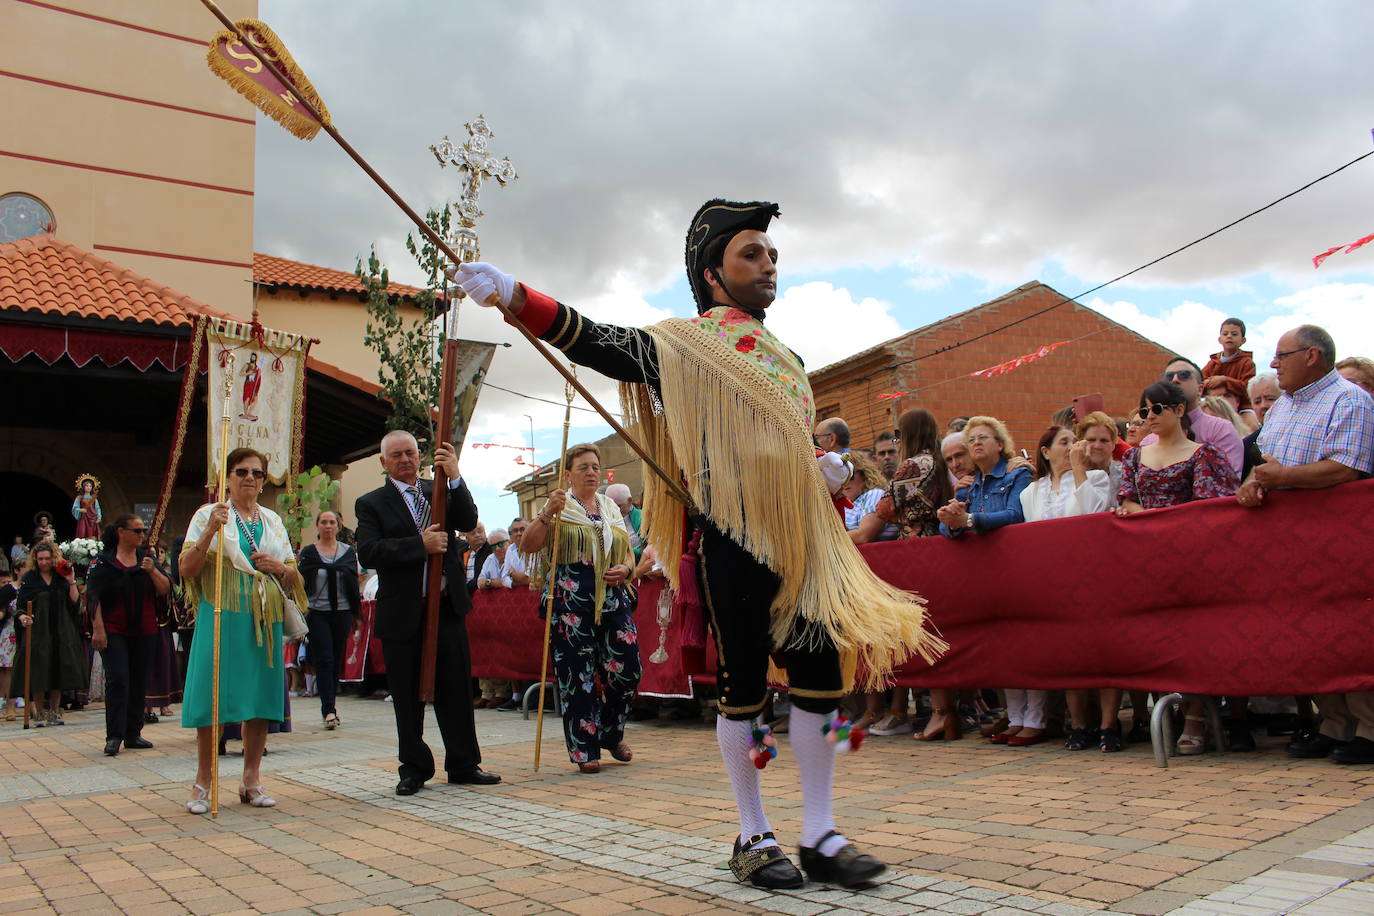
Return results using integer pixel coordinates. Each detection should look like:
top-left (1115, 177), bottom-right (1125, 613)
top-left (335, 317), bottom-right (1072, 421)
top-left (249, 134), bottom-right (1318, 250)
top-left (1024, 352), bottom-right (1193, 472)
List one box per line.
top-left (867, 480), bottom-right (1374, 696)
top-left (339, 600), bottom-right (383, 683)
top-left (380, 579), bottom-right (714, 696)
top-left (342, 484), bottom-right (1372, 699)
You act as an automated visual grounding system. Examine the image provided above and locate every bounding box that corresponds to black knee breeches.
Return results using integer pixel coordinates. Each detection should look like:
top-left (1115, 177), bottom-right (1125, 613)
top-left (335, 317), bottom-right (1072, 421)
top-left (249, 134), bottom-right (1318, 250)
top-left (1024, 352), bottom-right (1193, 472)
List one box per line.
top-left (697, 520), bottom-right (842, 720)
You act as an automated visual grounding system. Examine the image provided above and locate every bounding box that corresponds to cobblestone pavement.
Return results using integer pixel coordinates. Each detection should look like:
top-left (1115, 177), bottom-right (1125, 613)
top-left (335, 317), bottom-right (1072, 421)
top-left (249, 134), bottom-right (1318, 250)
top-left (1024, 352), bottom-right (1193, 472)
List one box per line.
top-left (3, 697), bottom-right (1373, 915)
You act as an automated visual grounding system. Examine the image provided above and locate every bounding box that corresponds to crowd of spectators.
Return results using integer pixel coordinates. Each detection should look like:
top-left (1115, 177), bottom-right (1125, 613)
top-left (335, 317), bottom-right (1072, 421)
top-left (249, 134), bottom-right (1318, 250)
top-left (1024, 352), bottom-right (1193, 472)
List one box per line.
top-left (810, 320), bottom-right (1373, 764)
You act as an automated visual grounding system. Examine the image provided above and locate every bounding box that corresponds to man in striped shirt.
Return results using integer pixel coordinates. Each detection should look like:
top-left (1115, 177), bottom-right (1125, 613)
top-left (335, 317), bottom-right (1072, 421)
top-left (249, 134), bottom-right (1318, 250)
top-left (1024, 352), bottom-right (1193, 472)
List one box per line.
top-left (1237, 325), bottom-right (1374, 766)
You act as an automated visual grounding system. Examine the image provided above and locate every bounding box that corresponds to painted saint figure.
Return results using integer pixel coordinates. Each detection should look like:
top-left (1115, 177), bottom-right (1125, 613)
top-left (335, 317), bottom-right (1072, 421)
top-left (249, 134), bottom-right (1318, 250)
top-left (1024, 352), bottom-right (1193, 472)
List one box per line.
top-left (72, 476), bottom-right (103, 540)
top-left (239, 353), bottom-right (262, 421)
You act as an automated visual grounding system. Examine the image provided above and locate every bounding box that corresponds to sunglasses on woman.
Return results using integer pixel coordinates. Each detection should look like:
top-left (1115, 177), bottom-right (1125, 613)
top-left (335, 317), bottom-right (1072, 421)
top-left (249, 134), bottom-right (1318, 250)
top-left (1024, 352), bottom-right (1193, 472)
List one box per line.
top-left (1135, 403), bottom-right (1171, 419)
top-left (232, 468), bottom-right (267, 479)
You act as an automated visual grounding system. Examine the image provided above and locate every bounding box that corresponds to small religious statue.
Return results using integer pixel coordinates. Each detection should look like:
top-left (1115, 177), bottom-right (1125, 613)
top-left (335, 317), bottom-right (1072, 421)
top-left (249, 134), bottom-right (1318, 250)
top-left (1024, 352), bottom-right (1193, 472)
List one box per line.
top-left (32, 510), bottom-right (56, 546)
top-left (240, 352), bottom-right (262, 421)
top-left (72, 475), bottom-right (103, 539)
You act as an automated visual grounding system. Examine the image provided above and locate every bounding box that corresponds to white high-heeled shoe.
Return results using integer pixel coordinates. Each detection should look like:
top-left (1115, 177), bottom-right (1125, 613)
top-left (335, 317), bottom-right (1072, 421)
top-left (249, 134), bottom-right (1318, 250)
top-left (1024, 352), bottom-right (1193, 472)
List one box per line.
top-left (238, 785), bottom-right (276, 807)
top-left (186, 784), bottom-right (210, 815)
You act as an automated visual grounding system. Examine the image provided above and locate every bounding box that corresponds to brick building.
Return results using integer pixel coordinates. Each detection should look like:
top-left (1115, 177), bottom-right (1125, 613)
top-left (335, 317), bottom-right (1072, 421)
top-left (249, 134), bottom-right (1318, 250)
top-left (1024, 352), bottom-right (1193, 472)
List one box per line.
top-left (809, 282), bottom-right (1179, 454)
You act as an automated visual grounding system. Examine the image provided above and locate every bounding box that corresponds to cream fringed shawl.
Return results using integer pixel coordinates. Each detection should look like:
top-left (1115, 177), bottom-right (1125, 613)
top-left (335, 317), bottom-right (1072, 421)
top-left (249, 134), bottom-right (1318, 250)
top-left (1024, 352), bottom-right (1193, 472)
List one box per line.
top-left (179, 503), bottom-right (308, 666)
top-left (620, 314), bottom-right (947, 689)
top-left (531, 491), bottom-right (634, 623)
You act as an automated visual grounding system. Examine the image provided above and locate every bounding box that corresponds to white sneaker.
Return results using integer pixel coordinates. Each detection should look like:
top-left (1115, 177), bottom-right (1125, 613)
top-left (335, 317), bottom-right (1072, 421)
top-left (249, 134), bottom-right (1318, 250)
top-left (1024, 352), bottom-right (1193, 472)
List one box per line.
top-left (870, 715), bottom-right (913, 736)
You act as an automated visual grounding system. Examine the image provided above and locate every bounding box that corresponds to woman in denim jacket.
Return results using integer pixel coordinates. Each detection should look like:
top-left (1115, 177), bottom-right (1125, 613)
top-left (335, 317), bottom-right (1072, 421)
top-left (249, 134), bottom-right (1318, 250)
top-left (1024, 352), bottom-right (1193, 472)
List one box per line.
top-left (936, 417), bottom-right (1042, 745)
top-left (937, 416), bottom-right (1032, 538)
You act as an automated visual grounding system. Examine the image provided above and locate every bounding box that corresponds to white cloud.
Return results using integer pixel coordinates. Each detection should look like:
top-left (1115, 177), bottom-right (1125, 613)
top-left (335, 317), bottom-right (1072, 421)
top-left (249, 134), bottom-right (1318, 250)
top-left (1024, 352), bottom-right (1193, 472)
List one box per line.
top-left (1084, 298), bottom-right (1226, 364)
top-left (766, 282), bottom-right (905, 370)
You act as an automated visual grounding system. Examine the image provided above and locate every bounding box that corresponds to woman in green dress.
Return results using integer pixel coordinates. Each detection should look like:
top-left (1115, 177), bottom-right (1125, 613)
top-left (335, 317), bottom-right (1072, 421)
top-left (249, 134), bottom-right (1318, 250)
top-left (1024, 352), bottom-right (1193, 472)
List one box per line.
top-left (178, 447), bottom-right (306, 814)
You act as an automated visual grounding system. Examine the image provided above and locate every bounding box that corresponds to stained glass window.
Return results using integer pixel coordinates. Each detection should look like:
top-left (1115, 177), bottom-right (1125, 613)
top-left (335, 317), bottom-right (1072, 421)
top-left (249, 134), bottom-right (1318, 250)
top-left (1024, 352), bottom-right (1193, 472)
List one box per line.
top-left (0, 193), bottom-right (56, 243)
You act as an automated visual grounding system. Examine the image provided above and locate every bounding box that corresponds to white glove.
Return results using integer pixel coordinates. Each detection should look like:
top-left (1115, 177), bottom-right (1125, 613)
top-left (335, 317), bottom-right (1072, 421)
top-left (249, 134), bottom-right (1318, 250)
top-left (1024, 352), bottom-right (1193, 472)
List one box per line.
top-left (448, 262), bottom-right (515, 308)
top-left (817, 451), bottom-right (850, 495)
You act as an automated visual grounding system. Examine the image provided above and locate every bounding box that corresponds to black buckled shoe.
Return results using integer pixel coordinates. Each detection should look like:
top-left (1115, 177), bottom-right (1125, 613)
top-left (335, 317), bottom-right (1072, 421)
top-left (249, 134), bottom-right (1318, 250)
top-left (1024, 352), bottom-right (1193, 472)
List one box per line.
top-left (797, 830), bottom-right (887, 888)
top-left (729, 833), bottom-right (804, 889)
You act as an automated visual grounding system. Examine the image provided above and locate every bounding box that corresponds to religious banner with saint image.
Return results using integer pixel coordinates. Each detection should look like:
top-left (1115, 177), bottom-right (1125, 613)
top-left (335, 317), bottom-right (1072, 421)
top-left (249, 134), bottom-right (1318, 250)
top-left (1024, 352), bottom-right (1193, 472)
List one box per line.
top-left (205, 316), bottom-right (312, 487)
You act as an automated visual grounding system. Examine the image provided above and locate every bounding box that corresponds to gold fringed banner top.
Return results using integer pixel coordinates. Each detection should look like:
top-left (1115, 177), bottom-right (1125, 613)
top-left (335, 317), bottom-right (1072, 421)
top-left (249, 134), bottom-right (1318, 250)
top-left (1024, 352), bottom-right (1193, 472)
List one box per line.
top-left (620, 307), bottom-right (947, 689)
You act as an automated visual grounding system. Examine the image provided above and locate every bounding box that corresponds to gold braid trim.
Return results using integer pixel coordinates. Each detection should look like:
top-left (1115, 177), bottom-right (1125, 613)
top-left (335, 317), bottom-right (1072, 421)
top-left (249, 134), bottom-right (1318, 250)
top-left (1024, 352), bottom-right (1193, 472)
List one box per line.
top-left (531, 520), bottom-right (633, 624)
top-left (620, 319), bottom-right (947, 689)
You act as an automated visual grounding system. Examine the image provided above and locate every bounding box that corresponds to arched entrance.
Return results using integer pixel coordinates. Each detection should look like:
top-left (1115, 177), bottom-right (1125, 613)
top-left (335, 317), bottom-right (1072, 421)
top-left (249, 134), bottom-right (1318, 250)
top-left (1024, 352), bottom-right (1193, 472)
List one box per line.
top-left (0, 472), bottom-right (74, 550)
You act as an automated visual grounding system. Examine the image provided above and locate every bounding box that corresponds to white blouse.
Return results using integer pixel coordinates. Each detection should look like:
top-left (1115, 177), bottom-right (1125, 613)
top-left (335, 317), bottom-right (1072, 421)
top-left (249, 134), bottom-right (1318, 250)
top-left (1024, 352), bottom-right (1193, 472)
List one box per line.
top-left (1019, 469), bottom-right (1112, 522)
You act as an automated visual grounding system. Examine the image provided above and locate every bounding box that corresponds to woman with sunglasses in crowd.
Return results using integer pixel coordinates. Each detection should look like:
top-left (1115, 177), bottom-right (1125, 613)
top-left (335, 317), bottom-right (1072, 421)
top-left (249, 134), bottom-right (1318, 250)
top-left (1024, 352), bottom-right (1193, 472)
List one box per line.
top-left (178, 448), bottom-right (307, 813)
top-left (1117, 381), bottom-right (1238, 755)
top-left (87, 514), bottom-right (170, 756)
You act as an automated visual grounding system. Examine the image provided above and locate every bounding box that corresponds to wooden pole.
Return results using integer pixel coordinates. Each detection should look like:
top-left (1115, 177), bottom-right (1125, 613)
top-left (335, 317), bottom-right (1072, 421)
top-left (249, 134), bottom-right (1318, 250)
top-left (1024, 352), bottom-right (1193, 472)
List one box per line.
top-left (419, 339), bottom-right (461, 702)
top-left (21, 601), bottom-right (32, 729)
top-left (209, 354), bottom-right (234, 818)
top-left (534, 378), bottom-right (576, 772)
top-left (196, 0), bottom-right (692, 510)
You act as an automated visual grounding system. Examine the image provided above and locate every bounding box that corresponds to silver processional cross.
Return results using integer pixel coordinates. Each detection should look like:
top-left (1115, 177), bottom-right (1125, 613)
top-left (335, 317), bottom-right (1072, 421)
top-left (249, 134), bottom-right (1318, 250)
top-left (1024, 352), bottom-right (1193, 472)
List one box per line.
top-left (429, 114), bottom-right (518, 265)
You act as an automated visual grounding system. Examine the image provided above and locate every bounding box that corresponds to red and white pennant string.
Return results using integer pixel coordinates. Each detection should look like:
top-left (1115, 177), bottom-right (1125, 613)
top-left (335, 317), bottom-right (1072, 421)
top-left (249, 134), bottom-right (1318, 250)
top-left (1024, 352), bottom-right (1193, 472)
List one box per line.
top-left (873, 339), bottom-right (1071, 399)
top-left (1313, 232), bottom-right (1374, 268)
top-left (970, 340), bottom-right (1069, 379)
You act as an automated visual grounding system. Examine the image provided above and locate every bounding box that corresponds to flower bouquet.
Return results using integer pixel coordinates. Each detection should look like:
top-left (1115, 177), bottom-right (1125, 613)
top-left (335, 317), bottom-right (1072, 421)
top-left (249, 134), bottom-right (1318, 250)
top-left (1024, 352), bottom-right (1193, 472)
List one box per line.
top-left (59, 538), bottom-right (103, 567)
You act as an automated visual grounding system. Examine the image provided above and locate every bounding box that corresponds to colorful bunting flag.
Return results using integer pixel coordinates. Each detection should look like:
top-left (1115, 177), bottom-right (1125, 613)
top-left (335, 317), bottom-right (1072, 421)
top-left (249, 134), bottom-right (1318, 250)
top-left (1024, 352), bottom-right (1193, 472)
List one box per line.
top-left (971, 341), bottom-right (1069, 379)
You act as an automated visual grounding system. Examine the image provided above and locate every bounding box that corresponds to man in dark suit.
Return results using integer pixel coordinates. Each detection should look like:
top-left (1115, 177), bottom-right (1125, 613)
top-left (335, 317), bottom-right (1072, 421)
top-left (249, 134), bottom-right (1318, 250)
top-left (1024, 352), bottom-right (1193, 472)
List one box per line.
top-left (356, 430), bottom-right (500, 795)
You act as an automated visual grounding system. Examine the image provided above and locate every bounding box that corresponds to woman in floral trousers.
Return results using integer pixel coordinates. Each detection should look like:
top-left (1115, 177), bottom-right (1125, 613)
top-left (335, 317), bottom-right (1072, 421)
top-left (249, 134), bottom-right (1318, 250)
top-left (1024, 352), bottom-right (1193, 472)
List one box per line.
top-left (523, 443), bottom-right (642, 773)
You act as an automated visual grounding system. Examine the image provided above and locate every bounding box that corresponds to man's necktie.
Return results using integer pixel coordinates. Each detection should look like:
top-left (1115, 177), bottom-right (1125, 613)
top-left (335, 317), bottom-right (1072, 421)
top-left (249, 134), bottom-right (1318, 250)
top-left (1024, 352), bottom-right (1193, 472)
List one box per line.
top-left (406, 485), bottom-right (431, 531)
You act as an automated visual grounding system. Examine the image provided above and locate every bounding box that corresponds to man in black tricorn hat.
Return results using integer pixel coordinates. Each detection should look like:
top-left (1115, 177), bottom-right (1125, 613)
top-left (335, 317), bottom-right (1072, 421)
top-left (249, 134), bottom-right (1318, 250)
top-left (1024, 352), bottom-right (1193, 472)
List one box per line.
top-left (452, 200), bottom-right (942, 890)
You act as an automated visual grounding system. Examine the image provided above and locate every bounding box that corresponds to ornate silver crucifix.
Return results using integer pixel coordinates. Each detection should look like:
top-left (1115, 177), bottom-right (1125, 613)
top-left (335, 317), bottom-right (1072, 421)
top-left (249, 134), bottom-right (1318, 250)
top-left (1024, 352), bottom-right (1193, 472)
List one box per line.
top-left (429, 114), bottom-right (518, 265)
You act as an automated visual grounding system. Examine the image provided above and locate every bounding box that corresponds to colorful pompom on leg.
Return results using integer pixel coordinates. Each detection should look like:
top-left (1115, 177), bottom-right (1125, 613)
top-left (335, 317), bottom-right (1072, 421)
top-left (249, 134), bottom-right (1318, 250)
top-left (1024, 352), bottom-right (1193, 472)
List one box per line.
top-left (749, 722), bottom-right (779, 770)
top-left (821, 714), bottom-right (867, 755)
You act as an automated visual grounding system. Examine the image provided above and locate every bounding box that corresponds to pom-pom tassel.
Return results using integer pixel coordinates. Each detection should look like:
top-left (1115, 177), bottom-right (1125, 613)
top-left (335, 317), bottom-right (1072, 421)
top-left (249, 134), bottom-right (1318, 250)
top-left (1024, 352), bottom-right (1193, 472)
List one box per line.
top-left (821, 714), bottom-right (867, 755)
top-left (749, 723), bottom-right (779, 770)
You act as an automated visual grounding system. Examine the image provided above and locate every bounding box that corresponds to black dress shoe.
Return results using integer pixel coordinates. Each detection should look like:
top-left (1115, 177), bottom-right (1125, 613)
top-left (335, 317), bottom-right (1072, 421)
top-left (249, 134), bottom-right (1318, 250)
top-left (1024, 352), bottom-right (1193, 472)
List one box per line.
top-left (1289, 733), bottom-right (1347, 759)
top-left (124, 736), bottom-right (154, 750)
top-left (447, 767), bottom-right (500, 785)
top-left (1331, 736), bottom-right (1374, 765)
top-left (395, 776), bottom-right (425, 796)
top-left (493, 698), bottom-right (520, 712)
top-left (143, 712), bottom-right (158, 724)
top-left (797, 830), bottom-right (887, 888)
top-left (729, 833), bottom-right (804, 889)
top-left (104, 738), bottom-right (121, 756)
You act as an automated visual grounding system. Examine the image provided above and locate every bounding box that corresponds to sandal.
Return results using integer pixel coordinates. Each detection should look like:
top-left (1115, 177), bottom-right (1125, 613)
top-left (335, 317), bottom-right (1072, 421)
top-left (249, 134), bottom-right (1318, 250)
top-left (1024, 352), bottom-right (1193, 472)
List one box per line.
top-left (576, 761), bottom-right (600, 774)
top-left (1127, 719), bottom-right (1151, 744)
top-left (1064, 727), bottom-right (1093, 750)
top-left (324, 713), bottom-right (340, 730)
top-left (186, 784), bottom-right (210, 815)
top-left (1099, 725), bottom-right (1123, 753)
top-left (609, 742), bottom-right (632, 762)
top-left (238, 785), bottom-right (276, 807)
top-left (1176, 715), bottom-right (1207, 756)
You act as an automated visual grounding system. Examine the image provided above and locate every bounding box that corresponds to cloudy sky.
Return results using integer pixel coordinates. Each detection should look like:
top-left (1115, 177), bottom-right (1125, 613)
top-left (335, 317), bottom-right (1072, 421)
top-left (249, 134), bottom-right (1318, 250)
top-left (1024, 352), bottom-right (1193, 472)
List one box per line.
top-left (253, 0), bottom-right (1374, 519)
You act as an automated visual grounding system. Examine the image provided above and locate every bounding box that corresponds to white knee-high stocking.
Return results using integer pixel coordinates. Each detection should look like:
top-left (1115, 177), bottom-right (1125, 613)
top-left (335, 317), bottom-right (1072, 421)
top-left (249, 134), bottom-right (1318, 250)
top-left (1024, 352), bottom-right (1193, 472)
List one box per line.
top-left (790, 707), bottom-right (848, 856)
top-left (716, 715), bottom-right (776, 849)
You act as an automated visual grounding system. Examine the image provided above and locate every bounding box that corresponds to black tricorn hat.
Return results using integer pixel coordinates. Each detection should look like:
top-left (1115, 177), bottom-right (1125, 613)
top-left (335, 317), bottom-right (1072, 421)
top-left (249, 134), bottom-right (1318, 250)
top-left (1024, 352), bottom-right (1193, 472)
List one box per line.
top-left (685, 199), bottom-right (780, 310)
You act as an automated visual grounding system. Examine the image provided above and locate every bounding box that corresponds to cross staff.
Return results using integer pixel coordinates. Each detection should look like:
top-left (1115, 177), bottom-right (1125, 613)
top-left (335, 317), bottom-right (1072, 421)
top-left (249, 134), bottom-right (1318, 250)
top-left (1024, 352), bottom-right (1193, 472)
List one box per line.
top-left (197, 0), bottom-right (693, 510)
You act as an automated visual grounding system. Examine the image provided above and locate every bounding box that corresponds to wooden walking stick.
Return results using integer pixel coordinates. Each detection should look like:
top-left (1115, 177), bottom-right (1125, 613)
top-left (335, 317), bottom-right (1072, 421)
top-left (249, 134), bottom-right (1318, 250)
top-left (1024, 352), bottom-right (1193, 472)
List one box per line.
top-left (209, 353), bottom-right (234, 818)
top-left (534, 375), bottom-right (576, 772)
top-left (21, 601), bottom-right (32, 730)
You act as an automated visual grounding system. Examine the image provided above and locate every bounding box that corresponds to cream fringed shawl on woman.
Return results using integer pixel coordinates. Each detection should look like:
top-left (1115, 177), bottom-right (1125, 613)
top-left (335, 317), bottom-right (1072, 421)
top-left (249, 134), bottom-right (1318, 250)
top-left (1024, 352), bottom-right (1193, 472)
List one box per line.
top-left (179, 503), bottom-right (308, 666)
top-left (532, 491), bottom-right (633, 623)
top-left (619, 309), bottom-right (947, 689)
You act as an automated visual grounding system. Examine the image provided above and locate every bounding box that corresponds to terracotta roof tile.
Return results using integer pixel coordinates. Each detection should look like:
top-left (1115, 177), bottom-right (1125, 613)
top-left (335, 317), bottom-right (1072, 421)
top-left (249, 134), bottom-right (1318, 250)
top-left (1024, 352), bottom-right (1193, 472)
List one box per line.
top-left (0, 235), bottom-right (382, 399)
top-left (253, 252), bottom-right (425, 298)
top-left (0, 234), bottom-right (232, 326)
